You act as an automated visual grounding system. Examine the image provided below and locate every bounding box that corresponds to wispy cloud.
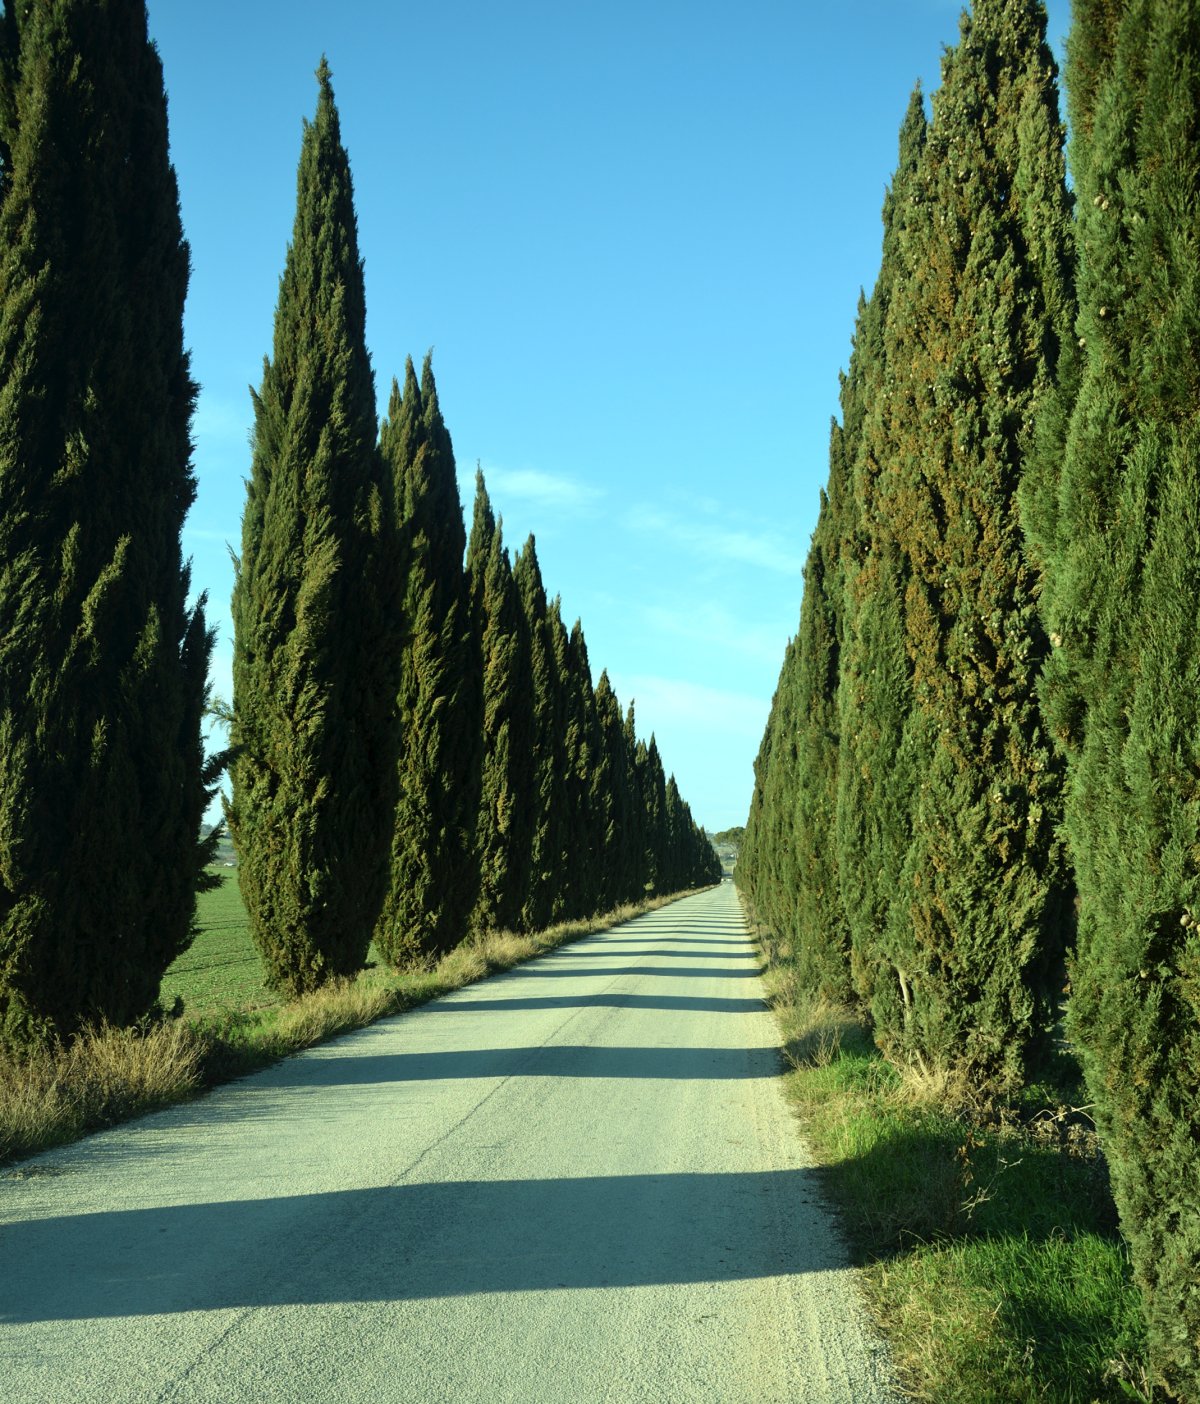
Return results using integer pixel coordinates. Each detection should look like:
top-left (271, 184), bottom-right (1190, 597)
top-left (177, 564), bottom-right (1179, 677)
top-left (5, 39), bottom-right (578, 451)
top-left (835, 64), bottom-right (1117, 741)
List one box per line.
top-left (193, 395), bottom-right (251, 446)
top-left (479, 464), bottom-right (604, 516)
top-left (625, 504), bottom-right (803, 577)
top-left (611, 673), bottom-right (769, 745)
top-left (641, 601), bottom-right (793, 667)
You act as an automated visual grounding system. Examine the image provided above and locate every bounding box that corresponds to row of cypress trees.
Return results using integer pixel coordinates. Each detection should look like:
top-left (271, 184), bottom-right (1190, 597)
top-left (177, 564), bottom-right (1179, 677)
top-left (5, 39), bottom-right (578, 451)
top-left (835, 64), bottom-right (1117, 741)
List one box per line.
top-left (226, 63), bottom-right (719, 998)
top-left (0, 11), bottom-right (716, 1052)
top-left (738, 0), bottom-right (1200, 1392)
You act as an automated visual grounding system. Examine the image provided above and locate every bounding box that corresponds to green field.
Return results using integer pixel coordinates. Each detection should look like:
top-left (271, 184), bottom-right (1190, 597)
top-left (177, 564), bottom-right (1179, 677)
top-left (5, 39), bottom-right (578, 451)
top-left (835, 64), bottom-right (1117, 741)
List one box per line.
top-left (159, 868), bottom-right (280, 1018)
top-left (161, 869), bottom-right (400, 1018)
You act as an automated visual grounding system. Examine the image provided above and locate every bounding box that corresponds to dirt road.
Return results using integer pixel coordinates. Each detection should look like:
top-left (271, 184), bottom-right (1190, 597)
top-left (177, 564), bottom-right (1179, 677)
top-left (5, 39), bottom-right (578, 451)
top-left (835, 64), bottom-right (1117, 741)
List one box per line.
top-left (0, 883), bottom-right (896, 1403)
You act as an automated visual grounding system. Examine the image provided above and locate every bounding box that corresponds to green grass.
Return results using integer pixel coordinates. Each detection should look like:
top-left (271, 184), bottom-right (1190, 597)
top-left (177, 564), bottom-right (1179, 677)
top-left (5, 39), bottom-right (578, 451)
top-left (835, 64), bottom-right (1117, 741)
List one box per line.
top-left (159, 869), bottom-right (280, 1017)
top-left (754, 930), bottom-right (1151, 1403)
top-left (0, 873), bottom-right (701, 1167)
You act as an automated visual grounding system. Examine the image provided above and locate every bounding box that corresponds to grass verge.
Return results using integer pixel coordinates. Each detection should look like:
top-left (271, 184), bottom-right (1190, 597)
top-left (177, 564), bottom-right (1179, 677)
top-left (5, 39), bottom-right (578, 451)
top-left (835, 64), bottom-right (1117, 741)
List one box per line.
top-left (0, 881), bottom-right (702, 1168)
top-left (752, 917), bottom-right (1150, 1404)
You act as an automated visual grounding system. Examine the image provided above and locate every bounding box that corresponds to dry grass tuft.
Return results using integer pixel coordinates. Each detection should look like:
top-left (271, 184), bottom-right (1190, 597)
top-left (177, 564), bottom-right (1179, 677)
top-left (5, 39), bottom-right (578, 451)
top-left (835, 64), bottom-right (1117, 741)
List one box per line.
top-left (272, 978), bottom-right (399, 1049)
top-left (0, 1020), bottom-right (204, 1163)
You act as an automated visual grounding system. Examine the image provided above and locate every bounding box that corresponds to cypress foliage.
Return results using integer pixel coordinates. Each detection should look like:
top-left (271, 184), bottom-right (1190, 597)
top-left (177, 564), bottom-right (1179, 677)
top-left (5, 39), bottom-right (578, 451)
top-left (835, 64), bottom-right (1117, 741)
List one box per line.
top-left (786, 480), bottom-right (852, 1001)
top-left (1041, 1), bottom-right (1200, 1390)
top-left (227, 62), bottom-right (396, 996)
top-left (374, 355), bottom-right (481, 965)
top-left (742, 637), bottom-right (801, 938)
top-left (877, 0), bottom-right (1075, 1091)
top-left (593, 670), bottom-right (635, 908)
top-left (0, 0), bottom-right (217, 1043)
top-left (737, 663), bottom-right (784, 925)
top-left (623, 702), bottom-right (648, 898)
top-left (560, 616), bottom-right (603, 921)
top-left (466, 471), bottom-right (529, 933)
top-left (512, 537), bottom-right (564, 931)
top-left (836, 89), bottom-right (926, 1024)
top-left (640, 736), bottom-right (669, 895)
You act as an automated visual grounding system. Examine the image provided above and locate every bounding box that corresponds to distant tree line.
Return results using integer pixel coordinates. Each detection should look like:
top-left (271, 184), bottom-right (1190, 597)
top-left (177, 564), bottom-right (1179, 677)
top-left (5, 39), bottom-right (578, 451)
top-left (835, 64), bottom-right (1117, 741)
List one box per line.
top-left (0, 13), bottom-right (717, 1040)
top-left (736, 0), bottom-right (1200, 1395)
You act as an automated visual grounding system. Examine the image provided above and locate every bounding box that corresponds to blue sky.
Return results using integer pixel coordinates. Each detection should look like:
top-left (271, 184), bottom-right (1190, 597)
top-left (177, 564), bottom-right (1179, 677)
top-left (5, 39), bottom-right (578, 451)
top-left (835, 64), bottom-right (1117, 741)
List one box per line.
top-left (146, 0), bottom-right (1070, 833)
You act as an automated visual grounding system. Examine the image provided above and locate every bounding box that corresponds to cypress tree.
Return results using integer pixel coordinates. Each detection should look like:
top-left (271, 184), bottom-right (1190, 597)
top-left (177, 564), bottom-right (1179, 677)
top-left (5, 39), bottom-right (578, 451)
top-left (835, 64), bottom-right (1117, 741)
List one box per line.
top-left (227, 61), bottom-right (396, 996)
top-left (512, 537), bottom-right (564, 931)
top-left (737, 665), bottom-right (783, 926)
top-left (561, 616), bottom-right (603, 921)
top-left (467, 471), bottom-right (529, 933)
top-left (640, 736), bottom-right (669, 896)
top-left (877, 0), bottom-right (1074, 1091)
top-left (0, 0), bottom-right (216, 1043)
top-left (835, 90), bottom-right (927, 1025)
top-left (1042, 1), bottom-right (1200, 1390)
top-left (787, 479), bottom-right (852, 1001)
top-left (745, 638), bottom-right (802, 940)
top-left (623, 702), bottom-right (648, 898)
top-left (593, 670), bottom-right (635, 908)
top-left (374, 355), bottom-right (481, 965)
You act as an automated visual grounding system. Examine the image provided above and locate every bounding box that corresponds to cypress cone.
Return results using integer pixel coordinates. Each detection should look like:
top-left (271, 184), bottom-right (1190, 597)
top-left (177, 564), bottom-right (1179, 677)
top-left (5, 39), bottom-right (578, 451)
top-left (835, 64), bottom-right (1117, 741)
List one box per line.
top-left (0, 0), bottom-right (217, 1043)
top-left (227, 61), bottom-right (397, 996)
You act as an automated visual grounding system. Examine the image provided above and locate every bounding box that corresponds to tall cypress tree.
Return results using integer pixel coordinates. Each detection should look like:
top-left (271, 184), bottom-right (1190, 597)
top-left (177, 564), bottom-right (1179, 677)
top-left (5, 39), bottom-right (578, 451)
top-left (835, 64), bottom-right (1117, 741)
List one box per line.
top-left (623, 702), bottom-right (648, 898)
top-left (593, 670), bottom-right (635, 908)
top-left (560, 616), bottom-right (602, 921)
top-left (879, 0), bottom-right (1075, 1091)
top-left (641, 735), bottom-right (669, 895)
top-left (467, 471), bottom-right (529, 933)
top-left (743, 637), bottom-right (801, 940)
top-left (227, 61), bottom-right (396, 996)
top-left (375, 355), bottom-right (481, 966)
top-left (512, 537), bottom-right (563, 931)
top-left (0, 0), bottom-right (216, 1043)
top-left (787, 477), bottom-right (852, 1001)
top-left (1043, 1), bottom-right (1200, 1390)
top-left (836, 89), bottom-right (926, 1024)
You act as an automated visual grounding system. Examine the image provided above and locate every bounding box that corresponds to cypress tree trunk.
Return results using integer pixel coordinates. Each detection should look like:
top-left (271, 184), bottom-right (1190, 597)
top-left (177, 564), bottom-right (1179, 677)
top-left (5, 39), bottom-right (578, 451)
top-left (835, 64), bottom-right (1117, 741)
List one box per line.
top-left (0, 0), bottom-right (216, 1043)
top-left (1043, 1), bottom-right (1200, 1390)
top-left (227, 62), bottom-right (396, 996)
top-left (879, 0), bottom-right (1075, 1092)
top-left (375, 356), bottom-right (481, 966)
top-left (467, 472), bottom-right (529, 933)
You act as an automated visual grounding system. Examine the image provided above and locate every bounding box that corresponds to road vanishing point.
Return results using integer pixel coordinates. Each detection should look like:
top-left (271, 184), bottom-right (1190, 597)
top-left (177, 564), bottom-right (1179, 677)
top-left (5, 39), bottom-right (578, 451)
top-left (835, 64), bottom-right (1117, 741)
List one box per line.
top-left (1, 883), bottom-right (896, 1403)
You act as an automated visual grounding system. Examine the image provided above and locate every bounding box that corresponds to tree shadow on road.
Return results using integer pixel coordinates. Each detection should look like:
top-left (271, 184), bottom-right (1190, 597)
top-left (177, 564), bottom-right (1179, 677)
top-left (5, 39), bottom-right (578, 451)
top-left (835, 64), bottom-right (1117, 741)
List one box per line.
top-left (0, 1168), bottom-right (842, 1323)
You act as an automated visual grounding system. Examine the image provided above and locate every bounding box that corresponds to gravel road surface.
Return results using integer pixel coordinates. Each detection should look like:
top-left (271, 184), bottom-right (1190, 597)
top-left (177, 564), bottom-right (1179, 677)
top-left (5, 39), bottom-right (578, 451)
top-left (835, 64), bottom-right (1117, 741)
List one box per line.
top-left (0, 882), bottom-right (896, 1403)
